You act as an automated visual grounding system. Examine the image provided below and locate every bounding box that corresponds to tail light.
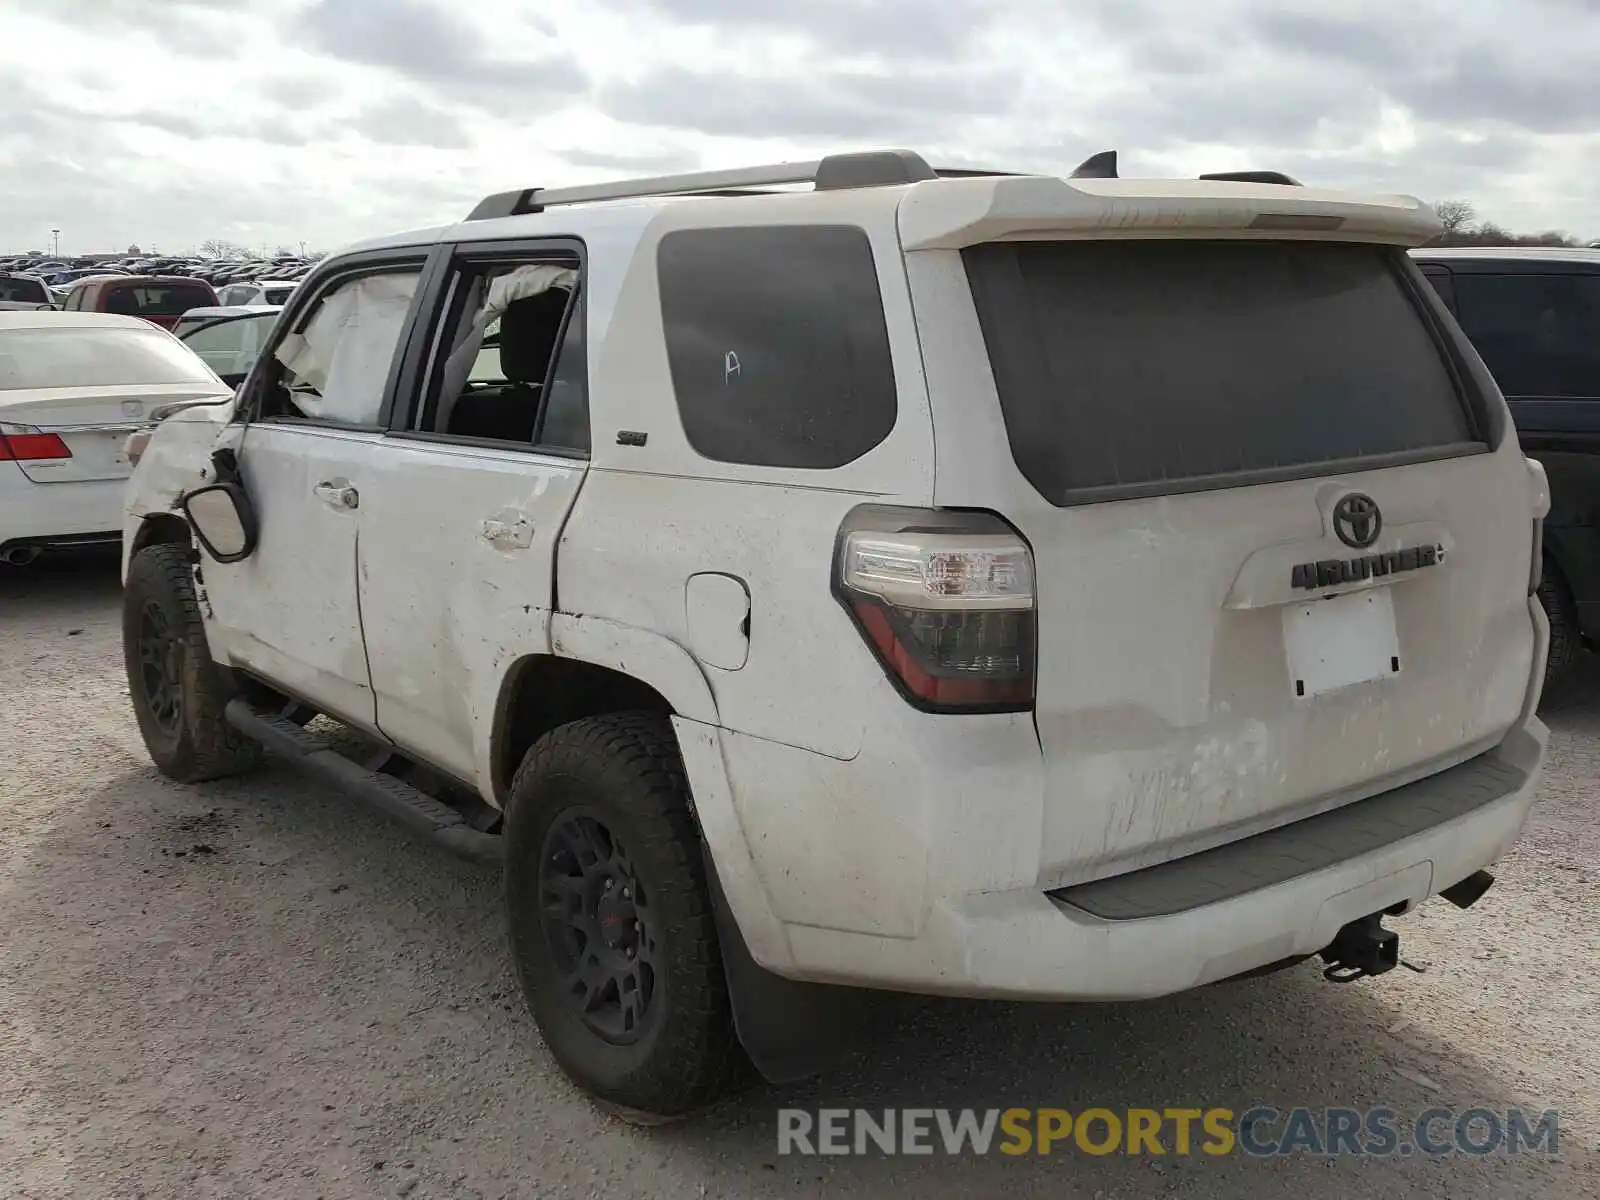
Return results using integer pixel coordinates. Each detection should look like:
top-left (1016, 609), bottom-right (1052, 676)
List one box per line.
top-left (834, 506), bottom-right (1036, 712)
top-left (0, 423), bottom-right (71, 461)
top-left (1526, 457), bottom-right (1550, 597)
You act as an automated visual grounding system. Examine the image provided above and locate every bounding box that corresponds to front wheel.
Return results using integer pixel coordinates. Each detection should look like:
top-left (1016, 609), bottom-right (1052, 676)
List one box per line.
top-left (503, 712), bottom-right (746, 1120)
top-left (122, 542), bottom-right (262, 782)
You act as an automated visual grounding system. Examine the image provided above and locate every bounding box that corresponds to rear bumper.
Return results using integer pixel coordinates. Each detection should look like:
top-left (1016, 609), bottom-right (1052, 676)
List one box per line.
top-left (0, 467), bottom-right (123, 554)
top-left (704, 719), bottom-right (1544, 1001)
top-left (897, 722), bottom-right (1541, 1000)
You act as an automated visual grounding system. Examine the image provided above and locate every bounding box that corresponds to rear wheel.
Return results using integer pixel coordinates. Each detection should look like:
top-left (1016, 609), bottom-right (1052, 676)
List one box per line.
top-left (1538, 558), bottom-right (1582, 690)
top-left (503, 712), bottom-right (746, 1120)
top-left (122, 542), bottom-right (262, 782)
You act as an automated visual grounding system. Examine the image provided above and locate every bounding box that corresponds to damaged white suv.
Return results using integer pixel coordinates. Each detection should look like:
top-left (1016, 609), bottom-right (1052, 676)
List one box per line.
top-left (122, 149), bottom-right (1551, 1119)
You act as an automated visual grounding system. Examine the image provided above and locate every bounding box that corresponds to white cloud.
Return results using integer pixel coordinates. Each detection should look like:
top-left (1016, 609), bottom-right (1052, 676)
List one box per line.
top-left (1, 0), bottom-right (1595, 256)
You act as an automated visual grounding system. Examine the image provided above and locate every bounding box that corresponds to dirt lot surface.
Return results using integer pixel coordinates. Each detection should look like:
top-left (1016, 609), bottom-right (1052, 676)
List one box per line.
top-left (2, 552), bottom-right (1597, 1199)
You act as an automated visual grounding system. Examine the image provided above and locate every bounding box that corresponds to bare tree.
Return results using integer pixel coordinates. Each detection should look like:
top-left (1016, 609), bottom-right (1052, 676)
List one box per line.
top-left (199, 238), bottom-right (248, 260)
top-left (1433, 199), bottom-right (1478, 238)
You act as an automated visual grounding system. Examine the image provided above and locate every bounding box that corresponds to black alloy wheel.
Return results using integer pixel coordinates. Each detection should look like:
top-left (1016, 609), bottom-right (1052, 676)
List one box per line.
top-left (135, 599), bottom-right (184, 735)
top-left (539, 810), bottom-right (661, 1044)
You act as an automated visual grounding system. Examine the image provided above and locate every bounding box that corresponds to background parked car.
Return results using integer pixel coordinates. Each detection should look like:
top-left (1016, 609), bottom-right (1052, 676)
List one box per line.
top-left (1413, 246), bottom-right (1600, 682)
top-left (216, 280), bottom-right (297, 307)
top-left (0, 310), bottom-right (232, 565)
top-left (0, 272), bottom-right (55, 310)
top-left (62, 275), bottom-right (218, 330)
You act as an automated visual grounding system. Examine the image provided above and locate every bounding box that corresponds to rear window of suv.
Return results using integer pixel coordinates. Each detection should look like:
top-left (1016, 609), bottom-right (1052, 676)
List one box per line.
top-left (0, 275), bottom-right (49, 303)
top-left (103, 282), bottom-right (215, 317)
top-left (964, 240), bottom-right (1483, 505)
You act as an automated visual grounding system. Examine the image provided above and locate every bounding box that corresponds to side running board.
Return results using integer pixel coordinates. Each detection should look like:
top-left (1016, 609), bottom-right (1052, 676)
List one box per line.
top-left (223, 699), bottom-right (503, 864)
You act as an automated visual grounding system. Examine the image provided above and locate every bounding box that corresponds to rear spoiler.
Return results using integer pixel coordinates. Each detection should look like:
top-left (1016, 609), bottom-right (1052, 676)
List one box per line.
top-left (897, 176), bottom-right (1441, 251)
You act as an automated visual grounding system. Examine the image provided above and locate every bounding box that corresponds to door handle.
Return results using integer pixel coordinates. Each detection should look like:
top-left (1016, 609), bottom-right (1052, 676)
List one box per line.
top-left (481, 513), bottom-right (534, 549)
top-left (313, 481), bottom-right (359, 510)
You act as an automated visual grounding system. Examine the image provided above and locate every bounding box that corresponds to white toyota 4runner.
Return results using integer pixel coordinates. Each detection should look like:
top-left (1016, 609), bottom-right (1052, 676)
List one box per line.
top-left (122, 149), bottom-right (1551, 1119)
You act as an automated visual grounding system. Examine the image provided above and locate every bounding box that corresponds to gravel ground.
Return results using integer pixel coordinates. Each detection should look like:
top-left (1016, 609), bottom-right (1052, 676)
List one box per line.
top-left (2, 551), bottom-right (1597, 1199)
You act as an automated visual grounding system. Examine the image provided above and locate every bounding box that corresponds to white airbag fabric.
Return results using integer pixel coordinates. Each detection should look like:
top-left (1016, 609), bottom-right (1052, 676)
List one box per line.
top-left (275, 273), bottom-right (419, 424)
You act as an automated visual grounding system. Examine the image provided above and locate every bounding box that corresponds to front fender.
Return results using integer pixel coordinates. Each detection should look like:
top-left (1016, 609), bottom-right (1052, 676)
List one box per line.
top-left (122, 409), bottom-right (240, 581)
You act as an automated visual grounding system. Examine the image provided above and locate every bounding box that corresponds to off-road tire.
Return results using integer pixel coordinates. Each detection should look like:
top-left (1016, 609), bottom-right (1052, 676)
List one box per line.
top-left (504, 712), bottom-right (746, 1120)
top-left (1538, 558), bottom-right (1581, 691)
top-left (123, 543), bottom-right (263, 782)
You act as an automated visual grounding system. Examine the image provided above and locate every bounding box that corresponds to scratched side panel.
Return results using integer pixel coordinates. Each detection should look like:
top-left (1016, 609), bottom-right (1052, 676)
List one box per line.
top-left (358, 438), bottom-right (585, 786)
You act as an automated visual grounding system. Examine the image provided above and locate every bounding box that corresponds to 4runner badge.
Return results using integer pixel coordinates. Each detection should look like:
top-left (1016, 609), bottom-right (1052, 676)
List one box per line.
top-left (1291, 543), bottom-right (1442, 591)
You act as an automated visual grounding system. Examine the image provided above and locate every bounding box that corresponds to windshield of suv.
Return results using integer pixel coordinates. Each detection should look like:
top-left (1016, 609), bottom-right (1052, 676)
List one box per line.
top-left (963, 239), bottom-right (1483, 505)
top-left (0, 325), bottom-right (222, 390)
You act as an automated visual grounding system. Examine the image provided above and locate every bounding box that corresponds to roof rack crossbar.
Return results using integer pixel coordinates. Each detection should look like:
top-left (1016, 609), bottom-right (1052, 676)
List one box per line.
top-left (464, 150), bottom-right (949, 220)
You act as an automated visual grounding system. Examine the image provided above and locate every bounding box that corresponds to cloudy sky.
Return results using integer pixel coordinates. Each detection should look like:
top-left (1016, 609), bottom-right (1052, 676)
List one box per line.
top-left (2, 0), bottom-right (1596, 256)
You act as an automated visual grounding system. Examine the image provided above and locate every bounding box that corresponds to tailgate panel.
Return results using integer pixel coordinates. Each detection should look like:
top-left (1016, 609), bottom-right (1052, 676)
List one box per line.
top-left (1021, 449), bottom-right (1533, 884)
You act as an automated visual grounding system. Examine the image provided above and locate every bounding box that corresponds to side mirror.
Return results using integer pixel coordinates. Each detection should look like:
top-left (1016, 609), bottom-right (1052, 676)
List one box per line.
top-left (181, 481), bottom-right (259, 563)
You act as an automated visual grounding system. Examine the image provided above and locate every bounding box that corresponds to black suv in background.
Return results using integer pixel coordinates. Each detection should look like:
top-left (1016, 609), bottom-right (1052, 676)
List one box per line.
top-left (1412, 247), bottom-right (1600, 683)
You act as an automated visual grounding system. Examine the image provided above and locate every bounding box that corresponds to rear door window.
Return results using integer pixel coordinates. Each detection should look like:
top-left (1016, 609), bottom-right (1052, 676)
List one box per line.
top-left (1450, 272), bottom-right (1600, 399)
top-left (657, 225), bottom-right (897, 469)
top-left (963, 240), bottom-right (1481, 505)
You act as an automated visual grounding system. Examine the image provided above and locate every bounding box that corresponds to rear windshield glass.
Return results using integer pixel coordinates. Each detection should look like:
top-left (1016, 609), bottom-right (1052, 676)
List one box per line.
top-left (0, 276), bottom-right (49, 303)
top-left (103, 283), bottom-right (214, 317)
top-left (0, 326), bottom-right (220, 390)
top-left (963, 240), bottom-right (1480, 504)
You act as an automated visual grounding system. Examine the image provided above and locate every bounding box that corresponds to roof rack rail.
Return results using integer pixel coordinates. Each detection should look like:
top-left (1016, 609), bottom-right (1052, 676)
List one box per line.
top-left (1199, 169), bottom-right (1302, 186)
top-left (465, 149), bottom-right (955, 221)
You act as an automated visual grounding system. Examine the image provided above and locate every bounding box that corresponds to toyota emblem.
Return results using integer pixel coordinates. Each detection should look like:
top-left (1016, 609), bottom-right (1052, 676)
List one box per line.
top-left (1333, 493), bottom-right (1382, 549)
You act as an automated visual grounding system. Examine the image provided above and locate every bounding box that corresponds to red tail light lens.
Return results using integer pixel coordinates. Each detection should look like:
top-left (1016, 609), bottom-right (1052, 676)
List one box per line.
top-left (834, 507), bottom-right (1036, 713)
top-left (0, 425), bottom-right (72, 461)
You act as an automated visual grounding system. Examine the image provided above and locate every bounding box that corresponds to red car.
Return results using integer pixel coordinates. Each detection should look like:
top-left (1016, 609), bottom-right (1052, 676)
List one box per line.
top-left (62, 275), bottom-right (218, 330)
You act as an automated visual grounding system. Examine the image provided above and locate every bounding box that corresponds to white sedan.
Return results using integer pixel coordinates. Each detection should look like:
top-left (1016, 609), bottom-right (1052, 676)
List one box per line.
top-left (0, 311), bottom-right (232, 565)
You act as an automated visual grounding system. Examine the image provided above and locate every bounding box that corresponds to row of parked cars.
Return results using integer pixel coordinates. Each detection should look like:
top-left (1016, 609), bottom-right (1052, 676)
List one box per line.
top-left (0, 156), bottom-right (1594, 1122)
top-left (1, 251), bottom-right (319, 287)
top-left (0, 253), bottom-right (312, 311)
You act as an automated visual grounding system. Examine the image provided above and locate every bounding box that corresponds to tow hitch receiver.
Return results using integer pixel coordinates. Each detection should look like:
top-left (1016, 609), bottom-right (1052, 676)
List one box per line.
top-left (1320, 914), bottom-right (1399, 982)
